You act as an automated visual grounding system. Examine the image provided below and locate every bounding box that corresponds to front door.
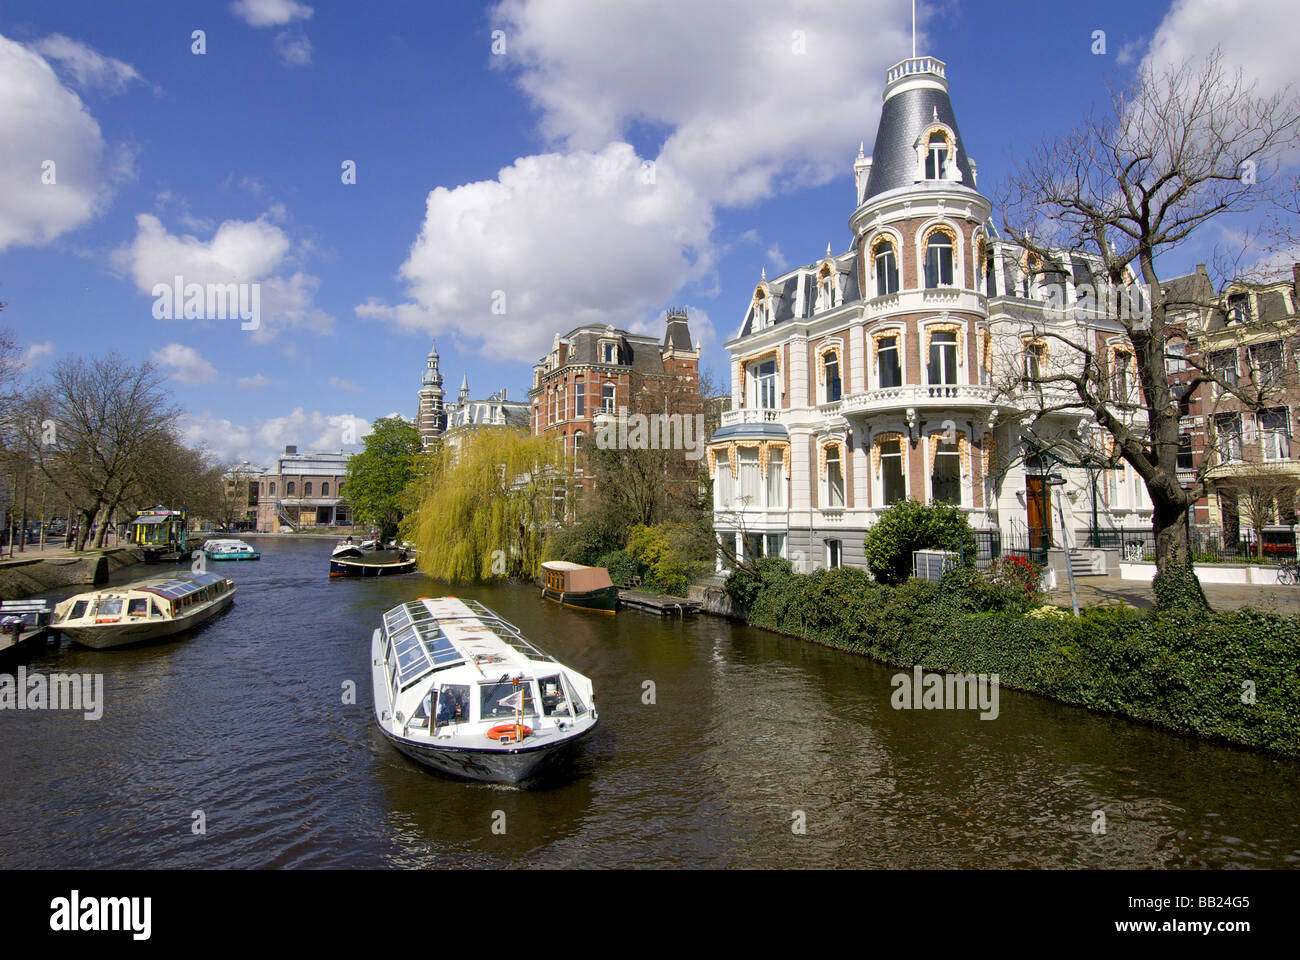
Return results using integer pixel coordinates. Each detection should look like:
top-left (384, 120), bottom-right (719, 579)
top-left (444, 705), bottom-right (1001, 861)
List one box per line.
top-left (1026, 475), bottom-right (1052, 549)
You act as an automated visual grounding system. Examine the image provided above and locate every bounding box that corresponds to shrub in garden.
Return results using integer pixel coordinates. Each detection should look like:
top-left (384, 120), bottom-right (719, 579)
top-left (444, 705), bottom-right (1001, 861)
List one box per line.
top-left (597, 549), bottom-right (643, 587)
top-left (863, 499), bottom-right (978, 586)
top-left (724, 554), bottom-right (795, 608)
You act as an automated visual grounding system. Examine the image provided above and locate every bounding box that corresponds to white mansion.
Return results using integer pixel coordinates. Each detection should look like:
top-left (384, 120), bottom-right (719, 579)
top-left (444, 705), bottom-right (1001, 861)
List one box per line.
top-left (708, 55), bottom-right (1154, 572)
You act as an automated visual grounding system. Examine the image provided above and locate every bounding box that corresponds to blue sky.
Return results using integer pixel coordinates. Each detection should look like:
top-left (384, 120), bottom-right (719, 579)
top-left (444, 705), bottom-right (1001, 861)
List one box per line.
top-left (1, 0), bottom-right (1293, 466)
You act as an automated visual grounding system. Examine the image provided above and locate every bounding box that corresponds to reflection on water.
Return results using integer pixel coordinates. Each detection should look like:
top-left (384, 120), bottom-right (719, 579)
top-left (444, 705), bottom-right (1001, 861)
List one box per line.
top-left (1, 536), bottom-right (1297, 868)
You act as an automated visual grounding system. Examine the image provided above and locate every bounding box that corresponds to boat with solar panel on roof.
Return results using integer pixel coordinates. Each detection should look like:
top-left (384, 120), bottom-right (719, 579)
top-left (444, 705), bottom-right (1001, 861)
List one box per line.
top-left (51, 572), bottom-right (236, 650)
top-left (371, 596), bottom-right (598, 784)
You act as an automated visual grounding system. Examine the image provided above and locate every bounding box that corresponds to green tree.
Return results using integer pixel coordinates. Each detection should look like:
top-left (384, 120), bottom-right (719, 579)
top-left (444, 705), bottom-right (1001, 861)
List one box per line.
top-left (344, 417), bottom-right (422, 541)
top-left (862, 499), bottom-right (977, 586)
top-left (406, 428), bottom-right (570, 582)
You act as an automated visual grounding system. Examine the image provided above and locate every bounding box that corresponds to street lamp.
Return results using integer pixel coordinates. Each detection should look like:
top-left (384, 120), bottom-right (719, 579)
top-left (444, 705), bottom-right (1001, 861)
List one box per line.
top-left (1047, 472), bottom-right (1079, 617)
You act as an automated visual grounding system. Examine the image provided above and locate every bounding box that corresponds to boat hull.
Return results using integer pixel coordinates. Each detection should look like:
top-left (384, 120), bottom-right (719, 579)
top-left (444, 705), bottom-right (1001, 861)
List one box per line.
top-left (58, 592), bottom-right (234, 650)
top-left (381, 723), bottom-right (596, 784)
top-left (206, 552), bottom-right (259, 561)
top-left (541, 584), bottom-right (618, 613)
top-left (330, 557), bottom-right (416, 578)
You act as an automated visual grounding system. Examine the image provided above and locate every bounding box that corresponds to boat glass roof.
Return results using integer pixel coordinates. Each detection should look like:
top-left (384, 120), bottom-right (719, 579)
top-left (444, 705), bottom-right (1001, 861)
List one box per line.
top-left (140, 572), bottom-right (227, 600)
top-left (384, 602), bottom-right (469, 689)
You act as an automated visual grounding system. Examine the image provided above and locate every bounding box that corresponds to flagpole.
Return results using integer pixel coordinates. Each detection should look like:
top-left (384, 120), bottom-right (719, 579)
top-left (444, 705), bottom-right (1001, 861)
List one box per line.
top-left (912, 0), bottom-right (916, 58)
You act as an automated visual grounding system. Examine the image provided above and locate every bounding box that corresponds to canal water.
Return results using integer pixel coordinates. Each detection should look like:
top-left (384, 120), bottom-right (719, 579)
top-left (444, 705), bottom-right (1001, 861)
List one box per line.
top-left (2, 536), bottom-right (1298, 869)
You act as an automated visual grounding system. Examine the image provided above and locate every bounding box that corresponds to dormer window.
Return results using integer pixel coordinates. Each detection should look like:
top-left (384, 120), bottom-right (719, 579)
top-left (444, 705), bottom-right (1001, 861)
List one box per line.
top-left (817, 268), bottom-right (835, 312)
top-left (600, 341), bottom-right (618, 364)
top-left (925, 233), bottom-right (954, 288)
top-left (874, 241), bottom-right (899, 296)
top-left (752, 290), bottom-right (770, 330)
top-left (1227, 292), bottom-right (1251, 324)
top-left (925, 131), bottom-right (948, 180)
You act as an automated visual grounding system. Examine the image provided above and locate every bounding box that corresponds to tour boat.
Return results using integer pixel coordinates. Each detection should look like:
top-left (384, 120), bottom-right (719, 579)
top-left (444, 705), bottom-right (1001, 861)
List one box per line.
top-left (540, 560), bottom-right (619, 613)
top-left (51, 572), bottom-right (235, 650)
top-left (371, 596), bottom-right (598, 784)
top-left (203, 538), bottom-right (260, 561)
top-left (330, 540), bottom-right (417, 578)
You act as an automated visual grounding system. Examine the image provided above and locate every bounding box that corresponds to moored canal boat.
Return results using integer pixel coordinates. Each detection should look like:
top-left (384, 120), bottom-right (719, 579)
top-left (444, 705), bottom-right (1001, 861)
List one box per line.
top-left (371, 596), bottom-right (598, 784)
top-left (51, 572), bottom-right (235, 650)
top-left (330, 541), bottom-right (416, 578)
top-left (203, 538), bottom-right (260, 561)
top-left (540, 561), bottom-right (618, 613)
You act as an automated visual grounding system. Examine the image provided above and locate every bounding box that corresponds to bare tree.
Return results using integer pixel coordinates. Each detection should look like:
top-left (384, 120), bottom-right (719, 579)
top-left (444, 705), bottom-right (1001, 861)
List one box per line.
top-left (999, 48), bottom-right (1300, 584)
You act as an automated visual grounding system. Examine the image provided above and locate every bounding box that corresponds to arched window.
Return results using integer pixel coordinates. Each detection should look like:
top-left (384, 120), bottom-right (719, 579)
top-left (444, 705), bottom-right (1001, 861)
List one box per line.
top-left (286, 481), bottom-right (296, 495)
top-left (304, 482), bottom-right (313, 497)
top-left (925, 233), bottom-right (954, 287)
top-left (321, 482), bottom-right (329, 496)
top-left (269, 482), bottom-right (276, 495)
top-left (824, 444), bottom-right (845, 508)
top-left (573, 432), bottom-right (584, 473)
top-left (575, 378), bottom-right (585, 418)
top-left (818, 267), bottom-right (835, 312)
top-left (602, 382), bottom-right (616, 412)
top-left (925, 131), bottom-right (948, 180)
top-left (752, 290), bottom-right (769, 329)
top-left (879, 437), bottom-right (905, 505)
top-left (823, 351), bottom-right (842, 403)
top-left (874, 241), bottom-right (899, 297)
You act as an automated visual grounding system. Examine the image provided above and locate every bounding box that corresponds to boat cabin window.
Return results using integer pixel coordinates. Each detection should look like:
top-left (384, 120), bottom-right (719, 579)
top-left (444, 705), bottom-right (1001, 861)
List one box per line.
top-left (410, 692), bottom-right (433, 729)
top-left (151, 601), bottom-right (165, 617)
top-left (537, 675), bottom-right (572, 718)
top-left (436, 684), bottom-right (470, 727)
top-left (479, 679), bottom-right (536, 720)
top-left (128, 598), bottom-right (149, 617)
top-left (69, 600), bottom-right (89, 620)
top-left (562, 675), bottom-right (589, 716)
top-left (93, 599), bottom-right (123, 618)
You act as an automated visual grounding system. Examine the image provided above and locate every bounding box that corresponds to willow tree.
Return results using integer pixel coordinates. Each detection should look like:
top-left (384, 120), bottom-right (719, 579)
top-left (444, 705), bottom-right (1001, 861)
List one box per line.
top-left (407, 429), bottom-right (570, 583)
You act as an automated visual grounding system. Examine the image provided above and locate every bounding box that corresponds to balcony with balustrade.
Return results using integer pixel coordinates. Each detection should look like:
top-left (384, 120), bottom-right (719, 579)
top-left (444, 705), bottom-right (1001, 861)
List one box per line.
top-left (839, 383), bottom-right (998, 417)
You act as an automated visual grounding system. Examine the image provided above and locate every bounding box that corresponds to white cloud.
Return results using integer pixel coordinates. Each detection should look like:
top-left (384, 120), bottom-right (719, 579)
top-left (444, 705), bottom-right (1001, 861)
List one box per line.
top-left (0, 33), bottom-right (118, 252)
top-left (180, 407), bottom-right (370, 465)
top-left (230, 0), bottom-right (313, 28)
top-left (492, 0), bottom-right (909, 206)
top-left (765, 244), bottom-right (787, 271)
top-left (22, 341), bottom-right (55, 368)
top-left (358, 143), bottom-right (714, 362)
top-left (236, 373), bottom-right (276, 389)
top-left (1144, 0), bottom-right (1297, 101)
top-left (113, 210), bottom-right (333, 342)
top-left (151, 343), bottom-right (218, 385)
top-left (274, 32), bottom-right (312, 67)
top-left (329, 376), bottom-right (360, 393)
top-left (28, 34), bottom-right (146, 95)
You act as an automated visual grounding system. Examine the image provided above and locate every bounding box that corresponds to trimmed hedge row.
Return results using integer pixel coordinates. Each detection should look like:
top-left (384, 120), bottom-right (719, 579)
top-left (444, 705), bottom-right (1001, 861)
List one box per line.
top-left (744, 566), bottom-right (1300, 758)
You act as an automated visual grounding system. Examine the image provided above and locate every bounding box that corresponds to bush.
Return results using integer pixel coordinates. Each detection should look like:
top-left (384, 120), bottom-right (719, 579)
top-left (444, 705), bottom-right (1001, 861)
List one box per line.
top-left (863, 499), bottom-right (978, 586)
top-left (544, 518), bottom-right (621, 567)
top-left (624, 522), bottom-right (711, 597)
top-left (725, 554), bottom-right (795, 608)
top-left (938, 557), bottom-right (1041, 615)
top-left (597, 549), bottom-right (643, 587)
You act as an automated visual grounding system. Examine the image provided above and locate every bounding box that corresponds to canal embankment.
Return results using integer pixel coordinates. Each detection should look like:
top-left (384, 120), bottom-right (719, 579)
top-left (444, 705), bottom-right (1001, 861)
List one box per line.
top-left (0, 547), bottom-right (142, 601)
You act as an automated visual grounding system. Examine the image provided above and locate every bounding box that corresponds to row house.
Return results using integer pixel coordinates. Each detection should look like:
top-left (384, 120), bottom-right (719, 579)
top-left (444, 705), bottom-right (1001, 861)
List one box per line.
top-left (530, 312), bottom-right (700, 475)
top-left (1185, 264), bottom-right (1300, 548)
top-left (708, 54), bottom-right (1149, 572)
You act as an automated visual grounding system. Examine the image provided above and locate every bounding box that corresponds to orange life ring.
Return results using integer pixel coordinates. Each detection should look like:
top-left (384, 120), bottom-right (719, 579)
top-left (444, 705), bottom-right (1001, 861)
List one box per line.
top-left (486, 723), bottom-right (531, 742)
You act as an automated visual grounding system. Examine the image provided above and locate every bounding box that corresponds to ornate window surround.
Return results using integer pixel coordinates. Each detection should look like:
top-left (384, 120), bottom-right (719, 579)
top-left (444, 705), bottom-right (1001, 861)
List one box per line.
top-left (916, 219), bottom-right (964, 289)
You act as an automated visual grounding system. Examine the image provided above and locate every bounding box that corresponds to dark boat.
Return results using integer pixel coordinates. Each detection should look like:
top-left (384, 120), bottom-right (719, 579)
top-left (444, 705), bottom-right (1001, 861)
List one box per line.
top-left (0, 600), bottom-right (53, 666)
top-left (540, 561), bottom-right (618, 613)
top-left (329, 541), bottom-right (417, 579)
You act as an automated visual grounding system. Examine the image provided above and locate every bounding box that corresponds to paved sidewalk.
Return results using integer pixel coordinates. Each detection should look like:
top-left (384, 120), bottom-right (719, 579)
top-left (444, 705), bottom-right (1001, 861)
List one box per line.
top-left (1046, 574), bottom-right (1300, 614)
top-left (0, 542), bottom-right (131, 566)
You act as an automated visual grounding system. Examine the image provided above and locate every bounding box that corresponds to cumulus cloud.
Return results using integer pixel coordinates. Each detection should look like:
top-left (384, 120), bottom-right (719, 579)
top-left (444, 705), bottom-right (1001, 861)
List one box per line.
top-left (358, 143), bottom-right (714, 362)
top-left (151, 343), bottom-right (218, 385)
top-left (180, 407), bottom-right (370, 465)
top-left (113, 210), bottom-right (333, 342)
top-left (1144, 0), bottom-right (1297, 101)
top-left (236, 373), bottom-right (276, 389)
top-left (22, 341), bottom-right (55, 368)
top-left (230, 0), bottom-right (313, 28)
top-left (273, 32), bottom-right (312, 67)
top-left (0, 33), bottom-right (120, 252)
top-left (492, 0), bottom-right (909, 206)
top-left (28, 34), bottom-right (147, 96)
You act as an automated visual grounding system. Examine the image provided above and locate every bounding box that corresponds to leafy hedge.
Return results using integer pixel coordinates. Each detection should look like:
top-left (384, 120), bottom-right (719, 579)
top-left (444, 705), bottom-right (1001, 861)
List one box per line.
top-left (742, 563), bottom-right (1300, 758)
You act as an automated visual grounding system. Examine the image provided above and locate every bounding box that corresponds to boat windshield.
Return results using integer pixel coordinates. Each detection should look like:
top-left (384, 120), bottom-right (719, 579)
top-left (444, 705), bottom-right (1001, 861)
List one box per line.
top-left (537, 675), bottom-right (572, 717)
top-left (479, 679), bottom-right (537, 720)
top-left (69, 600), bottom-right (88, 620)
top-left (93, 599), bottom-right (123, 617)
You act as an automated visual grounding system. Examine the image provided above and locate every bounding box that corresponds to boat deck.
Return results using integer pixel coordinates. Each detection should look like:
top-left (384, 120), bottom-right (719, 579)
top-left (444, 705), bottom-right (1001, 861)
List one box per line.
top-left (618, 590), bottom-right (700, 616)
